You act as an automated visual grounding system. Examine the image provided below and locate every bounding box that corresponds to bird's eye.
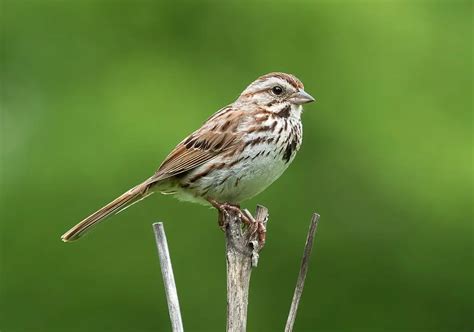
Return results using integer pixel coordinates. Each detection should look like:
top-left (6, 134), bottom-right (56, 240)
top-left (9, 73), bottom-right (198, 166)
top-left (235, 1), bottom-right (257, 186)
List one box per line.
top-left (272, 85), bottom-right (284, 96)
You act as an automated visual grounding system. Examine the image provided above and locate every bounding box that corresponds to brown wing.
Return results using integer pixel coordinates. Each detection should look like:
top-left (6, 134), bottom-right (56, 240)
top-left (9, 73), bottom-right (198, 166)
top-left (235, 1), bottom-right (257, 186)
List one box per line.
top-left (151, 106), bottom-right (243, 182)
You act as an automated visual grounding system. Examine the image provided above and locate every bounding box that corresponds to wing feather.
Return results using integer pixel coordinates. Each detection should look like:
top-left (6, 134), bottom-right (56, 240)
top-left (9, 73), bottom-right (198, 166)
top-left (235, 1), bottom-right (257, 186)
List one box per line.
top-left (151, 106), bottom-right (243, 181)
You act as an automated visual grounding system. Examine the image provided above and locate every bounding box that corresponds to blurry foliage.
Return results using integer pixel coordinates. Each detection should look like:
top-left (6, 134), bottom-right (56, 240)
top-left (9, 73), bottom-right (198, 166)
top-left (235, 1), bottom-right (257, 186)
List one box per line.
top-left (0, 0), bottom-right (472, 331)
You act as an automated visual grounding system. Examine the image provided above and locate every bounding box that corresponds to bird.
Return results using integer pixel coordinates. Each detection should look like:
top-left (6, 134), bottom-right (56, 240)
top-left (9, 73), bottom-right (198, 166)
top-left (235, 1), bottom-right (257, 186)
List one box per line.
top-left (61, 72), bottom-right (315, 242)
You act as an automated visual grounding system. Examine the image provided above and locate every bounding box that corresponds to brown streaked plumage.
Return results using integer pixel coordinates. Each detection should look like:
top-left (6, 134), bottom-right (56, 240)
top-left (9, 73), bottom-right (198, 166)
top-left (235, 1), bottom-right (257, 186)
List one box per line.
top-left (61, 72), bottom-right (315, 242)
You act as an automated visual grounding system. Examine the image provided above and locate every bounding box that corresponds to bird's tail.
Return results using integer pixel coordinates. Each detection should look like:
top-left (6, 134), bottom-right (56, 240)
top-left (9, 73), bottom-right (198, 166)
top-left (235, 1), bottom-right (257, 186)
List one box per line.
top-left (61, 179), bottom-right (155, 242)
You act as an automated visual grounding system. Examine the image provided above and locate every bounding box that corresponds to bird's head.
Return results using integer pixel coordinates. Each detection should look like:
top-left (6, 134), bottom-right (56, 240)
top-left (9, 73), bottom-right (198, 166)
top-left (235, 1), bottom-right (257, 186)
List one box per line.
top-left (236, 72), bottom-right (315, 117)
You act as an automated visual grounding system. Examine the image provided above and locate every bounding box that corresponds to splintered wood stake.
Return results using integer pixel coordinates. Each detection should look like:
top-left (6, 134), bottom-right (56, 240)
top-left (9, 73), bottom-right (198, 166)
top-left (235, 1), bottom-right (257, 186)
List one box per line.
top-left (153, 222), bottom-right (184, 332)
top-left (225, 205), bottom-right (269, 332)
top-left (285, 213), bottom-right (320, 332)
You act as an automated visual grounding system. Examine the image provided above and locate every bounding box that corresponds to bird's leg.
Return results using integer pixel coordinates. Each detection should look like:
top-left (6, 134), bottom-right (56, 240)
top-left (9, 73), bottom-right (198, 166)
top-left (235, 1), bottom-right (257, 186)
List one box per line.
top-left (242, 209), bottom-right (266, 247)
top-left (208, 199), bottom-right (265, 246)
top-left (208, 199), bottom-right (246, 230)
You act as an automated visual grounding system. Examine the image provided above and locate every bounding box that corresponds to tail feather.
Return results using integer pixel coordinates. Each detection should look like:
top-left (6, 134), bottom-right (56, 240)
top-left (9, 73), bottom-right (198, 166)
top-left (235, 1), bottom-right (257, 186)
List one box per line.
top-left (61, 180), bottom-right (154, 242)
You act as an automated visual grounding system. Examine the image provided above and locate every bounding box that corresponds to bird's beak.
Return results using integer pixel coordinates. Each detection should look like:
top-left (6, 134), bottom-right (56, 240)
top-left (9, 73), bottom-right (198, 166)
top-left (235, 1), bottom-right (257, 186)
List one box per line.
top-left (289, 90), bottom-right (315, 105)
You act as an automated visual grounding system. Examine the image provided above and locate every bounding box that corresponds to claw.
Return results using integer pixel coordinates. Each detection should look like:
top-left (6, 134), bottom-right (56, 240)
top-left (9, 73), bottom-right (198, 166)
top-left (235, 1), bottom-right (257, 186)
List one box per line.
top-left (257, 221), bottom-right (266, 247)
top-left (208, 199), bottom-right (242, 231)
top-left (217, 210), bottom-right (227, 230)
top-left (208, 199), bottom-right (266, 248)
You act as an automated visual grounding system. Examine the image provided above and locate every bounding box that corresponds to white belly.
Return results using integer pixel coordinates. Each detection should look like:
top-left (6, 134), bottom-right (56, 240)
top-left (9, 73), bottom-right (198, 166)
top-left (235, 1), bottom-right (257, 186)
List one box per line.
top-left (211, 149), bottom-right (292, 203)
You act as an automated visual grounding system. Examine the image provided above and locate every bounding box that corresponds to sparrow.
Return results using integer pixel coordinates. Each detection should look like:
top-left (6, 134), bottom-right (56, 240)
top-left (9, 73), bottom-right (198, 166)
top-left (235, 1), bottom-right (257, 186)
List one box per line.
top-left (61, 72), bottom-right (315, 242)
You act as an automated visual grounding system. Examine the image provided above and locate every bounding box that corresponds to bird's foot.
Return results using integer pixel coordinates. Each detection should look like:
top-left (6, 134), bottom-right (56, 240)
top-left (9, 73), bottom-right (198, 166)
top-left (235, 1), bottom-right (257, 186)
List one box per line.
top-left (242, 209), bottom-right (266, 248)
top-left (208, 199), bottom-right (242, 231)
top-left (208, 199), bottom-right (266, 248)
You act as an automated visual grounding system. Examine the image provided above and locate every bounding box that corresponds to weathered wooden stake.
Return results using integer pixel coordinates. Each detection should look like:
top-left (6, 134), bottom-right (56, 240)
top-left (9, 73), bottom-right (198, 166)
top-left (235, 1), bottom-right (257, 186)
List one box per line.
top-left (153, 222), bottom-right (184, 332)
top-left (284, 213), bottom-right (320, 332)
top-left (224, 205), bottom-right (269, 332)
top-left (152, 209), bottom-right (320, 332)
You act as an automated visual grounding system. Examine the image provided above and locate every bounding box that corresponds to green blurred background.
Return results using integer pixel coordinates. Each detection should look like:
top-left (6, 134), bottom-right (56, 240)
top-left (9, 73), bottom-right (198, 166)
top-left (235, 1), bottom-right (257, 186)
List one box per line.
top-left (1, 0), bottom-right (472, 331)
